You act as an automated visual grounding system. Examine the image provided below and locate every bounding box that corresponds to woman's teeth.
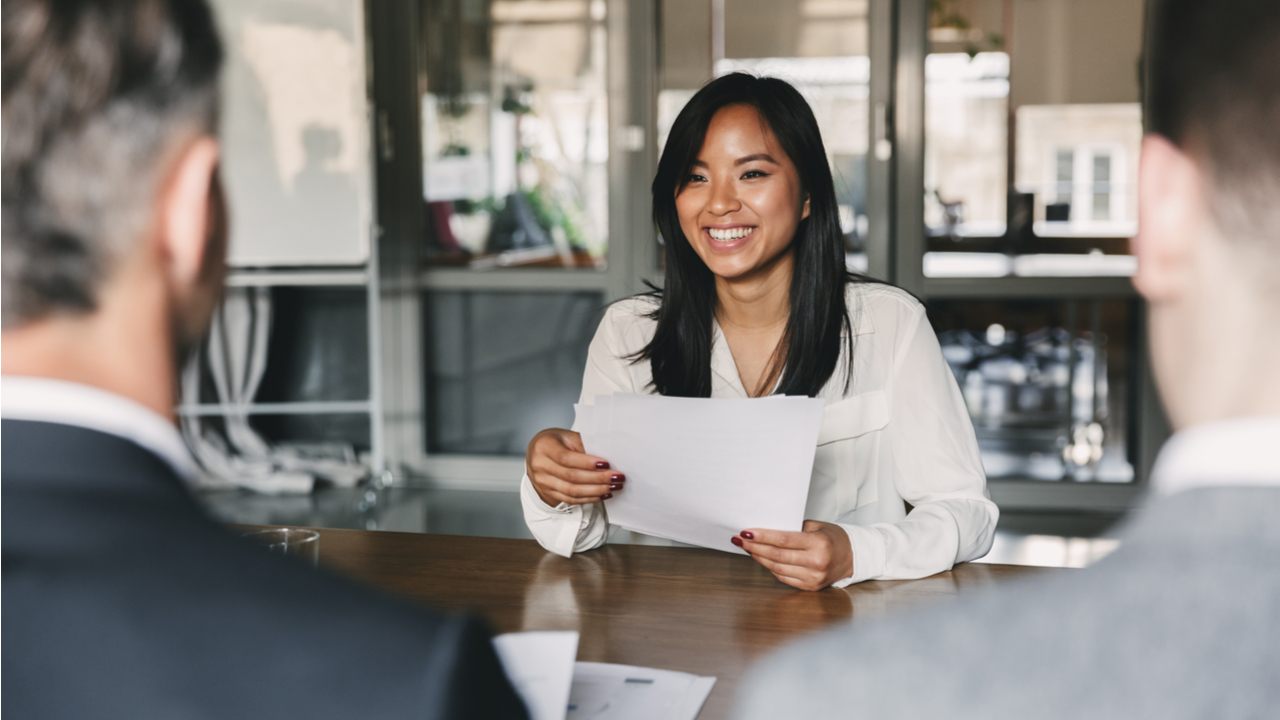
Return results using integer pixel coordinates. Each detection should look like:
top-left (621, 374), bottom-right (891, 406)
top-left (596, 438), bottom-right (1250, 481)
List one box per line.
top-left (708, 227), bottom-right (754, 241)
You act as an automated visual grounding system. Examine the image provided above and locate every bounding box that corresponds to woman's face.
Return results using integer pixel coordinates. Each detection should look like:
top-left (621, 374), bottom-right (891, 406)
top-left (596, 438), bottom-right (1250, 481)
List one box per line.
top-left (675, 104), bottom-right (809, 282)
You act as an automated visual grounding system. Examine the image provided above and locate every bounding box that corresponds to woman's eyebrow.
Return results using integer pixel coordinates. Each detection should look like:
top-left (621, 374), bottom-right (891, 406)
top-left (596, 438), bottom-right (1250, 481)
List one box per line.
top-left (688, 154), bottom-right (776, 169)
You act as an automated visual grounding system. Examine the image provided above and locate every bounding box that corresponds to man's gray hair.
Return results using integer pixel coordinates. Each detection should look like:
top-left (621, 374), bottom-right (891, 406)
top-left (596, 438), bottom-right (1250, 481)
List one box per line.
top-left (2, 0), bottom-right (223, 329)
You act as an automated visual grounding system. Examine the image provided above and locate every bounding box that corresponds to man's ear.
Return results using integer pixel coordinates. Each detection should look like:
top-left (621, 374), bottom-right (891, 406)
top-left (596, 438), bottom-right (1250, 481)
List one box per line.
top-left (157, 136), bottom-right (221, 291)
top-left (1132, 134), bottom-right (1205, 302)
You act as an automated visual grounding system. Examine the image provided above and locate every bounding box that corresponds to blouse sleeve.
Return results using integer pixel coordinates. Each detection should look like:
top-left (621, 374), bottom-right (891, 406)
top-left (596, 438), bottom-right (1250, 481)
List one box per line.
top-left (833, 301), bottom-right (998, 585)
top-left (520, 304), bottom-right (640, 557)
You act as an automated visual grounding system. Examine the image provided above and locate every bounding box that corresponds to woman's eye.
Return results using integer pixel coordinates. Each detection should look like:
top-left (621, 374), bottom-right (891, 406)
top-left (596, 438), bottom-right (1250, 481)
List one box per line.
top-left (686, 173), bottom-right (707, 183)
top-left (741, 170), bottom-right (767, 179)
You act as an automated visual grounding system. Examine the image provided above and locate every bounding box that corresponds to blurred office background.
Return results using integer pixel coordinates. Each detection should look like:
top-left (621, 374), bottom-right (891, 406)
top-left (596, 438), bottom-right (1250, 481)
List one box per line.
top-left (193, 0), bottom-right (1159, 568)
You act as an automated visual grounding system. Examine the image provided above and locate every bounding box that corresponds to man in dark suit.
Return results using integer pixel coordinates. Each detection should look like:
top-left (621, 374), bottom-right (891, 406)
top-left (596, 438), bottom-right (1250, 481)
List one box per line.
top-left (1, 1), bottom-right (527, 718)
top-left (735, 1), bottom-right (1280, 718)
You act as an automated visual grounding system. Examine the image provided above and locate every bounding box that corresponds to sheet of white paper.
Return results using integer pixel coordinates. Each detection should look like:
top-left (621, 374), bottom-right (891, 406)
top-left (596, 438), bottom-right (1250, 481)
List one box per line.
top-left (580, 394), bottom-right (825, 554)
top-left (493, 631), bottom-right (580, 720)
top-left (574, 403), bottom-right (594, 436)
top-left (567, 662), bottom-right (716, 720)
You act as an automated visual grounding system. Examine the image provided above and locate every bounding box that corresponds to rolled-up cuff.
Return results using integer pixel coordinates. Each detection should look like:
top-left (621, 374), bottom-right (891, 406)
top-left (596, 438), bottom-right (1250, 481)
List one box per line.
top-left (831, 522), bottom-right (887, 587)
top-left (520, 472), bottom-right (582, 558)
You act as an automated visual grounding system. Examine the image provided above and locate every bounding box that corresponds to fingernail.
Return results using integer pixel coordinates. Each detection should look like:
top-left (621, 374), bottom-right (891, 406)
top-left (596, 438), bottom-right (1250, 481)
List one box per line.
top-left (609, 483), bottom-right (623, 491)
top-left (610, 473), bottom-right (625, 482)
top-left (595, 461), bottom-right (610, 470)
top-left (602, 493), bottom-right (614, 500)
top-left (731, 536), bottom-right (744, 548)
top-left (741, 531), bottom-right (755, 540)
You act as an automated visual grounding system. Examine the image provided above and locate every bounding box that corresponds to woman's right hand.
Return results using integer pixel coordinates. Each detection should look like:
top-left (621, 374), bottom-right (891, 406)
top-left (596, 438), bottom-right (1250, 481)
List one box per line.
top-left (526, 428), bottom-right (625, 508)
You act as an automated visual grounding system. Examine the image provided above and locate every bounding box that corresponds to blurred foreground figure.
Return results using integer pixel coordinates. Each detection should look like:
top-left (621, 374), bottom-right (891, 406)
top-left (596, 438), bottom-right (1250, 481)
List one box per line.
top-left (0, 1), bottom-right (526, 718)
top-left (736, 1), bottom-right (1280, 717)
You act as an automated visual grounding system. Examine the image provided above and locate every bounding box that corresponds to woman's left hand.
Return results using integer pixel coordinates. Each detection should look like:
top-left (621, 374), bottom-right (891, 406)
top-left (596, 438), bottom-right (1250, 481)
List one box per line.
top-left (733, 521), bottom-right (853, 591)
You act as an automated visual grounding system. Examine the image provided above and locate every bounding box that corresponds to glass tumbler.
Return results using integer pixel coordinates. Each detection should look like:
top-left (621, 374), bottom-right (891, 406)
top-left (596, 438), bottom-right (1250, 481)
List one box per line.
top-left (242, 528), bottom-right (320, 567)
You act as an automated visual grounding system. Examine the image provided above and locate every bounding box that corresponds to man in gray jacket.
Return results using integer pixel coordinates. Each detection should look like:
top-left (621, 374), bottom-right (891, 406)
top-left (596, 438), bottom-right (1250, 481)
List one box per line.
top-left (734, 0), bottom-right (1280, 717)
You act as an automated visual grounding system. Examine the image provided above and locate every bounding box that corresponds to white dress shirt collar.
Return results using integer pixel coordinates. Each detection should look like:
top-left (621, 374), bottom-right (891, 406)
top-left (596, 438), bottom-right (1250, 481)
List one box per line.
top-left (1150, 415), bottom-right (1280, 497)
top-left (1, 375), bottom-right (197, 481)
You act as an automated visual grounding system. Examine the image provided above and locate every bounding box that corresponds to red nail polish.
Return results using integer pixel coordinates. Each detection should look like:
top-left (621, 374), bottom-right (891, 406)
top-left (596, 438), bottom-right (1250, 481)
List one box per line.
top-left (610, 473), bottom-right (625, 482)
top-left (741, 531), bottom-right (755, 540)
top-left (602, 493), bottom-right (614, 499)
top-left (595, 461), bottom-right (610, 470)
top-left (731, 536), bottom-right (744, 548)
top-left (609, 483), bottom-right (622, 491)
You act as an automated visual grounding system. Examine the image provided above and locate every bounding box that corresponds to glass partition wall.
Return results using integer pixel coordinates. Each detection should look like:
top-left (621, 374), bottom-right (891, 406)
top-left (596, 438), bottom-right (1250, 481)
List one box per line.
top-left (911, 0), bottom-right (1164, 510)
top-left (372, 0), bottom-right (659, 485)
top-left (373, 0), bottom-right (1168, 510)
top-left (420, 0), bottom-right (611, 269)
top-left (922, 0), bottom-right (1143, 280)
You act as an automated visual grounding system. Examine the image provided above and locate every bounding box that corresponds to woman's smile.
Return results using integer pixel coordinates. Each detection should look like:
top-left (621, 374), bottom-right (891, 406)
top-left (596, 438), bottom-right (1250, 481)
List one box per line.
top-left (705, 224), bottom-right (758, 249)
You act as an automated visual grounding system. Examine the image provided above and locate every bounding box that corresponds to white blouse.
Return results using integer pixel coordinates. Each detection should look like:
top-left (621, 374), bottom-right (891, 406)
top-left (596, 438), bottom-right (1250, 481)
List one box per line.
top-left (520, 282), bottom-right (998, 587)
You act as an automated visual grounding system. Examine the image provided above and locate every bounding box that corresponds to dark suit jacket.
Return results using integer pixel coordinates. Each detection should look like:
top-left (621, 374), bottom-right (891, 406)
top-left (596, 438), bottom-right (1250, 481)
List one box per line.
top-left (2, 419), bottom-right (529, 720)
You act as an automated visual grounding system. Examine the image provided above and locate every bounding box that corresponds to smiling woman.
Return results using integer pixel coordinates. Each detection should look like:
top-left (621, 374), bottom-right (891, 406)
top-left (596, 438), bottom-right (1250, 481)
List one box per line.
top-left (521, 74), bottom-right (999, 592)
top-left (647, 75), bottom-right (851, 401)
top-left (671, 103), bottom-right (813, 396)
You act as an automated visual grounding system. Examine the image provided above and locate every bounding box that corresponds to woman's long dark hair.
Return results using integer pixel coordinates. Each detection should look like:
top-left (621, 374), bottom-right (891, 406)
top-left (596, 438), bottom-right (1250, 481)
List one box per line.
top-left (636, 73), bottom-right (865, 398)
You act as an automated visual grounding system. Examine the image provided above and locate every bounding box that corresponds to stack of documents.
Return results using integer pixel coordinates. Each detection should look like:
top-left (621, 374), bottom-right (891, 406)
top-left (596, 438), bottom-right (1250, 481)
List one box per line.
top-left (494, 631), bottom-right (716, 720)
top-left (575, 393), bottom-right (826, 554)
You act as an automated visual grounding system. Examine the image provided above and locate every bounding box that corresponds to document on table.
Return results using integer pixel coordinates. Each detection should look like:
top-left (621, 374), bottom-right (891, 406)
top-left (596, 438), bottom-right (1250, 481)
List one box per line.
top-left (493, 631), bottom-right (579, 720)
top-left (576, 393), bottom-right (826, 554)
top-left (494, 632), bottom-right (716, 720)
top-left (567, 662), bottom-right (715, 720)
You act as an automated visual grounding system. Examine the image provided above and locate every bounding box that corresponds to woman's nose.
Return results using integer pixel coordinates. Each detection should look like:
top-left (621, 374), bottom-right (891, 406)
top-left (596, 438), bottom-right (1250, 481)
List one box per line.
top-left (707, 178), bottom-right (740, 215)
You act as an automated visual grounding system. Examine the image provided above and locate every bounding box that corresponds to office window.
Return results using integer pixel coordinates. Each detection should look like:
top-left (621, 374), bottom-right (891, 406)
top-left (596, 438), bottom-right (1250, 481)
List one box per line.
top-left (1091, 151), bottom-right (1112, 221)
top-left (186, 287), bottom-right (372, 451)
top-left (1052, 149), bottom-right (1073, 209)
top-left (923, 0), bottom-right (1144, 279)
top-left (1020, 106), bottom-right (1137, 237)
top-left (424, 290), bottom-right (605, 455)
top-left (928, 298), bottom-right (1136, 483)
top-left (419, 0), bottom-right (609, 269)
top-left (924, 51), bottom-right (1009, 241)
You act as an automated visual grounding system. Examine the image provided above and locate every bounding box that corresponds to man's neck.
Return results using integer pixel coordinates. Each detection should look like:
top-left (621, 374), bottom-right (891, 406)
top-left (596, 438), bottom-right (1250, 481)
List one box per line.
top-left (1165, 270), bottom-right (1280, 430)
top-left (1, 276), bottom-right (179, 422)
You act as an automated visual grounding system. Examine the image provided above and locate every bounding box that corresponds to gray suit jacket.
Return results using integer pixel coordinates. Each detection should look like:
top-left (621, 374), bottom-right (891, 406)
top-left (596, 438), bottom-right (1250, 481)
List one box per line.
top-left (734, 487), bottom-right (1280, 719)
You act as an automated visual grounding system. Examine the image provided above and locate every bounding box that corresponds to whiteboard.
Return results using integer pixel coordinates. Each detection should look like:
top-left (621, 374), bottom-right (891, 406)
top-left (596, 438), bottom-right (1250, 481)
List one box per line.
top-left (213, 0), bottom-right (372, 267)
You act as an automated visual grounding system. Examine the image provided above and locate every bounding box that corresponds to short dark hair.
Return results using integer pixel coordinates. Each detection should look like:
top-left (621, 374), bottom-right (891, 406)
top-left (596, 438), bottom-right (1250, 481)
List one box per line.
top-left (2, 0), bottom-right (223, 329)
top-left (1145, 0), bottom-right (1280, 242)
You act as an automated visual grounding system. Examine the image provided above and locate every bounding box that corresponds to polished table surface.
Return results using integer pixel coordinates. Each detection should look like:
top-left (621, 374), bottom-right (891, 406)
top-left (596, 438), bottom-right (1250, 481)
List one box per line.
top-left (302, 528), bottom-right (1065, 720)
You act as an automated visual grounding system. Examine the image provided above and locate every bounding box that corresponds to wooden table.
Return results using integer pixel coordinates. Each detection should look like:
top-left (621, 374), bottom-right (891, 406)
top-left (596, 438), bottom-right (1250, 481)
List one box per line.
top-left (307, 528), bottom-right (1062, 720)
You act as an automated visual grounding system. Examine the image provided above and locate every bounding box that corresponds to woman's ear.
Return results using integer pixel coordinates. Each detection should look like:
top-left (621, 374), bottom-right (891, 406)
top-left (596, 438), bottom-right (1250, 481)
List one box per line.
top-left (801, 194), bottom-right (811, 221)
